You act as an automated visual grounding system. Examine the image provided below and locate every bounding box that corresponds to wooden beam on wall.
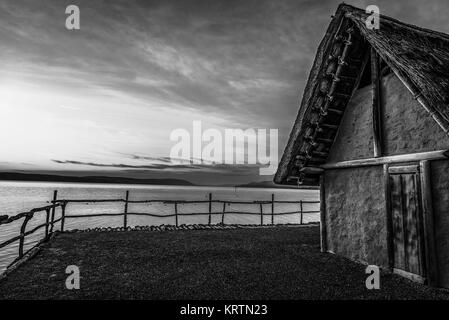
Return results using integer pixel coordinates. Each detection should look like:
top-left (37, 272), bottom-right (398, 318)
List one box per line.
top-left (321, 149), bottom-right (449, 170)
top-left (383, 164), bottom-right (394, 270)
top-left (419, 160), bottom-right (439, 286)
top-left (299, 166), bottom-right (324, 175)
top-left (371, 47), bottom-right (383, 157)
top-left (319, 174), bottom-right (327, 253)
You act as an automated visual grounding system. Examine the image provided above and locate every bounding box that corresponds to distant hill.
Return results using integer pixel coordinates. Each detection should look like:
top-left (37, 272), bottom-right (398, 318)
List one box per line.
top-left (236, 180), bottom-right (319, 189)
top-left (0, 172), bottom-right (195, 186)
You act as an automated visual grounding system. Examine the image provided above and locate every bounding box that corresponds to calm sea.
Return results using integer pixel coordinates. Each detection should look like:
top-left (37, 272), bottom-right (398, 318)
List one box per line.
top-left (0, 181), bottom-right (319, 273)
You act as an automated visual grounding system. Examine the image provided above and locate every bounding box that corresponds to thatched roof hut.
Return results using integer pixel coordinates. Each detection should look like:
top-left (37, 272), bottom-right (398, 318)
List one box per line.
top-left (275, 3), bottom-right (449, 186)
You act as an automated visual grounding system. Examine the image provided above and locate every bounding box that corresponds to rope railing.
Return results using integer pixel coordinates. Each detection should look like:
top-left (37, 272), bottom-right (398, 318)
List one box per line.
top-left (0, 190), bottom-right (320, 268)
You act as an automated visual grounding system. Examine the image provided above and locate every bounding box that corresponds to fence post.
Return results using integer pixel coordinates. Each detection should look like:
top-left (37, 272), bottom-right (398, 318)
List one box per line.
top-left (19, 213), bottom-right (32, 258)
top-left (49, 190), bottom-right (58, 234)
top-left (271, 194), bottom-right (274, 225)
top-left (260, 203), bottom-right (263, 226)
top-left (45, 208), bottom-right (50, 238)
top-left (174, 202), bottom-right (178, 227)
top-left (208, 193), bottom-right (212, 225)
top-left (300, 200), bottom-right (303, 225)
top-left (221, 202), bottom-right (226, 225)
top-left (61, 203), bottom-right (66, 232)
top-left (124, 190), bottom-right (129, 229)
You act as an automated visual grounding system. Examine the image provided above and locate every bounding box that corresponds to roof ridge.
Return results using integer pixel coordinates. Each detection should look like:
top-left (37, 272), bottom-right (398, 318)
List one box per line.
top-left (338, 3), bottom-right (449, 42)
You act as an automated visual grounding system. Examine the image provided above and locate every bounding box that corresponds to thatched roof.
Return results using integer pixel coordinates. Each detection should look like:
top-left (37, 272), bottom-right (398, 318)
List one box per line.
top-left (274, 3), bottom-right (449, 186)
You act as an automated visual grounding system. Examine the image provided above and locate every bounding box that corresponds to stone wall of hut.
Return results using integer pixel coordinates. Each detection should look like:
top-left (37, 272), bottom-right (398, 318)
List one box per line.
top-left (328, 73), bottom-right (449, 162)
top-left (327, 84), bottom-right (374, 162)
top-left (324, 72), bottom-right (449, 286)
top-left (324, 167), bottom-right (388, 267)
top-left (381, 74), bottom-right (449, 155)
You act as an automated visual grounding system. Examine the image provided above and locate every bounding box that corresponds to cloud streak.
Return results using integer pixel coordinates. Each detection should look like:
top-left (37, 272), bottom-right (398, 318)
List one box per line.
top-left (52, 159), bottom-right (196, 170)
top-left (51, 159), bottom-right (262, 174)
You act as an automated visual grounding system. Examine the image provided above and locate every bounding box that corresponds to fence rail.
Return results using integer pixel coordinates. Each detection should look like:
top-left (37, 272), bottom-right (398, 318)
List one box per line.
top-left (0, 190), bottom-right (320, 268)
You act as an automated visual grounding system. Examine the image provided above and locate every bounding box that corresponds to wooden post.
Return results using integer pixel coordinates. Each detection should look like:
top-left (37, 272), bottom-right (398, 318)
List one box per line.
top-left (208, 193), bottom-right (212, 225)
top-left (260, 203), bottom-right (263, 226)
top-left (319, 175), bottom-right (327, 252)
top-left (45, 208), bottom-right (50, 238)
top-left (371, 47), bottom-right (383, 157)
top-left (124, 190), bottom-right (129, 229)
top-left (61, 203), bottom-right (66, 232)
top-left (419, 160), bottom-right (439, 286)
top-left (174, 202), bottom-right (178, 227)
top-left (271, 194), bottom-right (274, 225)
top-left (19, 214), bottom-right (32, 258)
top-left (49, 190), bottom-right (57, 234)
top-left (384, 164), bottom-right (394, 270)
top-left (221, 202), bottom-right (226, 225)
top-left (300, 200), bottom-right (303, 225)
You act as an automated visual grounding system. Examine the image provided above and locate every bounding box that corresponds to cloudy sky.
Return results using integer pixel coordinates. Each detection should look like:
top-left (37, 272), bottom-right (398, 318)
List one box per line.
top-left (1, 0), bottom-right (449, 185)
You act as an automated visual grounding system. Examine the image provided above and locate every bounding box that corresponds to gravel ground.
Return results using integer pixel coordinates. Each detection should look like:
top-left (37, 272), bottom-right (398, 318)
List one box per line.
top-left (0, 225), bottom-right (448, 299)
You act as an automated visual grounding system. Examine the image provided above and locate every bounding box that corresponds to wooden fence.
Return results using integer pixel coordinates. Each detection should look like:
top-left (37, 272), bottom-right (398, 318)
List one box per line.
top-left (0, 190), bottom-right (320, 267)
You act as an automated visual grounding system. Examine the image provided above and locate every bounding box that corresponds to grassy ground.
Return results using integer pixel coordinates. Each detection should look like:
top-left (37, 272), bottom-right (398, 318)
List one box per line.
top-left (0, 225), bottom-right (448, 299)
